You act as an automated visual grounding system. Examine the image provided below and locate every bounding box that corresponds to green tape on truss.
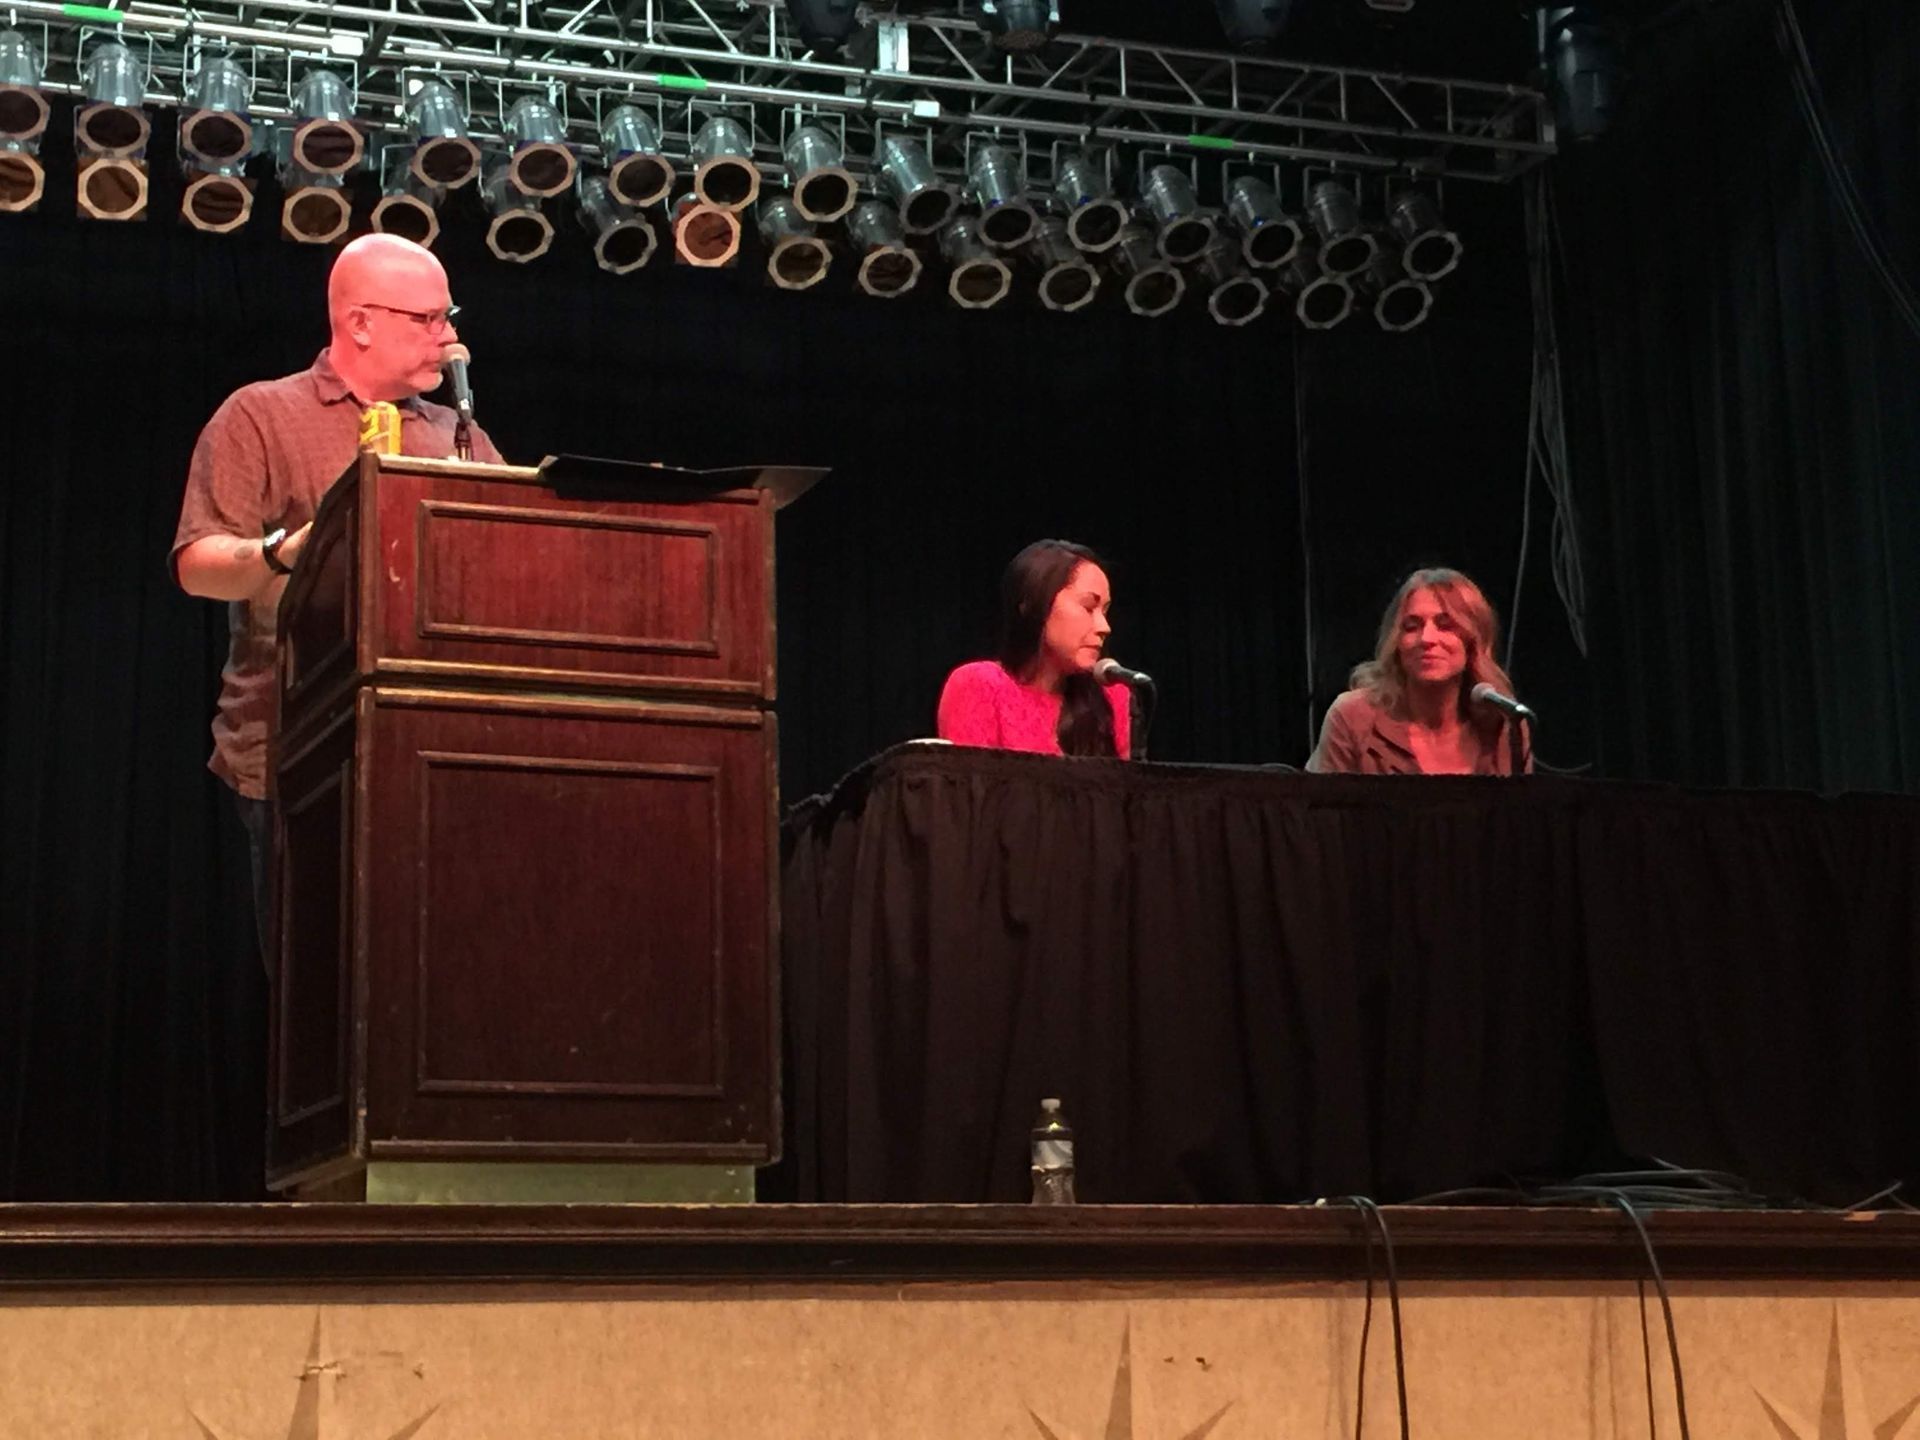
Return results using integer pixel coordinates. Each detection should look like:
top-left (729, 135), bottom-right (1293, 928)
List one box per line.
top-left (62, 3), bottom-right (125, 20)
top-left (1187, 134), bottom-right (1236, 151)
top-left (658, 74), bottom-right (709, 91)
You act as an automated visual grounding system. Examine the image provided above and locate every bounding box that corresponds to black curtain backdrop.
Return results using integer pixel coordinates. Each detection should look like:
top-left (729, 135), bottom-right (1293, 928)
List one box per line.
top-left (1559, 0), bottom-right (1920, 792)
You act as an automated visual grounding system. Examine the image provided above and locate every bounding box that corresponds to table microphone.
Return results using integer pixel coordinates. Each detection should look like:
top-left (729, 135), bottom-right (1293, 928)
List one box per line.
top-left (1470, 682), bottom-right (1536, 721)
top-left (442, 343), bottom-right (475, 460)
top-left (1094, 657), bottom-right (1155, 688)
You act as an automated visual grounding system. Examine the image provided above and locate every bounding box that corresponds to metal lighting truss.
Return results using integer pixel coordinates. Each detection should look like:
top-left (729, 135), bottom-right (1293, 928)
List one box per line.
top-left (2, 0), bottom-right (1552, 196)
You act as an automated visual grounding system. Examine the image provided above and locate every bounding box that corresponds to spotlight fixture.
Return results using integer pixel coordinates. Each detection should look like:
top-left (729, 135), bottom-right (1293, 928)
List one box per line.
top-left (978, 0), bottom-right (1059, 53)
top-left (787, 0), bottom-right (861, 53)
top-left (874, 134), bottom-right (955, 235)
top-left (180, 165), bottom-right (252, 234)
top-left (847, 200), bottom-right (923, 298)
top-left (1389, 190), bottom-right (1462, 281)
top-left (1306, 178), bottom-right (1378, 277)
top-left (0, 30), bottom-right (49, 214)
top-left (1278, 248), bottom-right (1353, 329)
top-left (940, 216), bottom-right (1012, 309)
top-left (280, 166), bottom-right (351, 244)
top-left (968, 143), bottom-right (1038, 251)
top-left (1357, 236), bottom-right (1433, 331)
top-left (75, 41), bottom-right (149, 221)
top-left (690, 114), bottom-right (760, 211)
top-left (601, 105), bottom-right (673, 208)
top-left (576, 172), bottom-right (656, 274)
top-left (1213, 0), bottom-right (1295, 52)
top-left (289, 69), bottom-right (362, 175)
top-left (481, 156), bottom-right (554, 262)
top-left (1052, 151), bottom-right (1127, 254)
top-left (671, 192), bottom-right (741, 267)
top-left (783, 124), bottom-right (854, 223)
top-left (757, 193), bottom-right (834, 290)
top-left (1029, 213), bottom-right (1100, 313)
top-left (1537, 4), bottom-right (1621, 142)
top-left (1141, 164), bottom-right (1215, 264)
top-left (1111, 221), bottom-right (1186, 318)
top-left (504, 93), bottom-right (575, 198)
top-left (370, 146), bottom-right (441, 245)
top-left (179, 53), bottom-right (252, 172)
top-left (1196, 233), bottom-right (1270, 327)
top-left (1225, 175), bottom-right (1304, 270)
top-left (406, 78), bottom-right (480, 188)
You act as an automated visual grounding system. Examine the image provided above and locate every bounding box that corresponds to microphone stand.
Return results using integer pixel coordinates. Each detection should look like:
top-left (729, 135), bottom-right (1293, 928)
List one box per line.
top-left (454, 411), bottom-right (474, 462)
top-left (1509, 713), bottom-right (1529, 777)
top-left (1131, 678), bottom-right (1158, 762)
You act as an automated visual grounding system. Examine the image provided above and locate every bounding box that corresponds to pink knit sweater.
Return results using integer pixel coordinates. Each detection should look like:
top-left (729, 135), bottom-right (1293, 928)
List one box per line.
top-left (935, 660), bottom-right (1133, 758)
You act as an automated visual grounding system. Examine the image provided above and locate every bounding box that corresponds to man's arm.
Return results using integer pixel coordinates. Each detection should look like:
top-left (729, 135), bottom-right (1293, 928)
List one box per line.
top-left (175, 523), bottom-right (313, 602)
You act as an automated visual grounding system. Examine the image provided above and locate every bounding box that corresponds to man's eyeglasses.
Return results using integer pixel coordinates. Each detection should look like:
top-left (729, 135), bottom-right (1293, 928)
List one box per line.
top-left (363, 303), bottom-right (461, 334)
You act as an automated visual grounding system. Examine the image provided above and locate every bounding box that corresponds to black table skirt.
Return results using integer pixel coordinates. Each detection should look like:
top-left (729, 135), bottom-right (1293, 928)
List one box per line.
top-left (774, 744), bottom-right (1920, 1205)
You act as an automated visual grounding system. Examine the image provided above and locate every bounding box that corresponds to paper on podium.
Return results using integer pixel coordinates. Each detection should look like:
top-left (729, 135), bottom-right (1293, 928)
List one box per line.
top-left (537, 454), bottom-right (828, 509)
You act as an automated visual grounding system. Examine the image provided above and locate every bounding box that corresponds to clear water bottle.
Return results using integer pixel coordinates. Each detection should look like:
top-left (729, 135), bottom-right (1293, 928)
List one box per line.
top-left (1030, 1098), bottom-right (1077, 1205)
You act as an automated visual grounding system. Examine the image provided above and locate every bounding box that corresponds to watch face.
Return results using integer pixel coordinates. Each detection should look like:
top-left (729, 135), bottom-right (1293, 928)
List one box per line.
top-left (264, 528), bottom-right (286, 547)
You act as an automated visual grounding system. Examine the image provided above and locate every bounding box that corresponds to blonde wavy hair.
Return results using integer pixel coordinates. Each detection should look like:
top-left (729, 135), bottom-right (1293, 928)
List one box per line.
top-left (1350, 568), bottom-right (1517, 727)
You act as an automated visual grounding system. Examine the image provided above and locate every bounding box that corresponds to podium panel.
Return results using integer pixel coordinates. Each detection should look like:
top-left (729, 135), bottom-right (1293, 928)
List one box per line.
top-left (269, 455), bottom-right (788, 1194)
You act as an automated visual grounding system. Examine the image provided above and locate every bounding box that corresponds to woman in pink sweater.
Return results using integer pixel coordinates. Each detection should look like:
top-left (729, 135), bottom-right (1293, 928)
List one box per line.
top-left (936, 539), bottom-right (1132, 759)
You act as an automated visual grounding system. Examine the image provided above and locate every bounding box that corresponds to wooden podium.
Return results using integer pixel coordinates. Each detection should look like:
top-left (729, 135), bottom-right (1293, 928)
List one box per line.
top-left (266, 453), bottom-right (813, 1199)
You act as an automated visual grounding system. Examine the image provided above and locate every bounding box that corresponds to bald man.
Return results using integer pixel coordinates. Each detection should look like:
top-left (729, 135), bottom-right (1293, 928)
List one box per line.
top-left (172, 234), bottom-right (502, 957)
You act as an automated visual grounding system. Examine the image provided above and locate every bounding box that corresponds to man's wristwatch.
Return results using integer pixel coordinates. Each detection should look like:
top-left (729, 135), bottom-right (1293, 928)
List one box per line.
top-left (261, 527), bottom-right (295, 576)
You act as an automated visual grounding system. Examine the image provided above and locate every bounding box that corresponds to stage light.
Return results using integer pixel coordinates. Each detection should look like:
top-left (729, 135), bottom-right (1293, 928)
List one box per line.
top-left (601, 105), bottom-right (673, 208)
top-left (370, 147), bottom-right (441, 246)
top-left (783, 124), bottom-right (854, 223)
top-left (978, 0), bottom-right (1059, 52)
top-left (757, 193), bottom-right (833, 290)
top-left (482, 156), bottom-right (554, 262)
top-left (874, 134), bottom-right (955, 235)
top-left (1225, 175), bottom-right (1304, 270)
top-left (787, 0), bottom-right (861, 53)
top-left (1537, 5), bottom-right (1621, 142)
top-left (968, 143), bottom-right (1038, 251)
top-left (179, 54), bottom-right (252, 172)
top-left (1029, 213), bottom-right (1100, 313)
top-left (1389, 190), bottom-right (1462, 281)
top-left (280, 167), bottom-right (351, 244)
top-left (0, 30), bottom-right (49, 214)
top-left (671, 192), bottom-right (741, 266)
top-left (577, 172), bottom-right (656, 274)
top-left (940, 216), bottom-right (1012, 309)
top-left (406, 78), bottom-right (480, 189)
top-left (1112, 221), bottom-right (1186, 318)
top-left (1141, 164), bottom-right (1215, 264)
top-left (1278, 249), bottom-right (1353, 329)
top-left (690, 114), bottom-right (760, 211)
top-left (75, 42), bottom-right (149, 222)
top-left (1196, 233), bottom-right (1270, 327)
top-left (178, 53), bottom-right (253, 235)
top-left (1052, 151), bottom-right (1127, 254)
top-left (1306, 178), bottom-right (1378, 277)
top-left (289, 69), bottom-right (362, 176)
top-left (1357, 236), bottom-right (1433, 331)
top-left (847, 200), bottom-right (923, 298)
top-left (504, 94), bottom-right (575, 198)
top-left (1213, 0), bottom-right (1295, 51)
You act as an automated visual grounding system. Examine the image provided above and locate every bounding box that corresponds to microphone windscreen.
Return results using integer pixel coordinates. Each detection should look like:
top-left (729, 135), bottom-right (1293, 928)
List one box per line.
top-left (442, 342), bottom-right (472, 367)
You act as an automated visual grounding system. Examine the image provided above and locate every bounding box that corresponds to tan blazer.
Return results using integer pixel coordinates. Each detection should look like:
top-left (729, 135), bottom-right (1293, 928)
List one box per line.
top-left (1307, 688), bottom-right (1532, 776)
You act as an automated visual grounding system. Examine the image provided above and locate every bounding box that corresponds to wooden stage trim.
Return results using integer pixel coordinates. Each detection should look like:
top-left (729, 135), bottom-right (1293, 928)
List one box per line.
top-left (2, 1203), bottom-right (1915, 1286)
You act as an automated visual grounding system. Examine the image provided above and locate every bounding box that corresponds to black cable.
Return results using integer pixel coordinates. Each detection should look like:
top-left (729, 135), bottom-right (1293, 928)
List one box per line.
top-left (1606, 1193), bottom-right (1694, 1440)
top-left (1349, 1198), bottom-right (1378, 1440)
top-left (1636, 1279), bottom-right (1659, 1440)
top-left (1346, 1197), bottom-right (1412, 1440)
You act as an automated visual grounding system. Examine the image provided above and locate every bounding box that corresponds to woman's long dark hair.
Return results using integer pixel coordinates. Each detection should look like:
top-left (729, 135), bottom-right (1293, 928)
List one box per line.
top-left (997, 539), bottom-right (1117, 758)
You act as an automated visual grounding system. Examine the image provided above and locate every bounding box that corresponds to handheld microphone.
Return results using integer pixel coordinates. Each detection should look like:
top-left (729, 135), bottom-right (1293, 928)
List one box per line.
top-left (441, 343), bottom-right (475, 422)
top-left (1470, 682), bottom-right (1536, 721)
top-left (1094, 657), bottom-right (1155, 689)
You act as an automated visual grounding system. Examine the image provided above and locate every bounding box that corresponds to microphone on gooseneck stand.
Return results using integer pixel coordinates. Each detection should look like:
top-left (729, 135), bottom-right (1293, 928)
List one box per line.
top-left (1470, 682), bottom-right (1536, 775)
top-left (442, 343), bottom-right (475, 461)
top-left (1094, 657), bottom-right (1158, 761)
